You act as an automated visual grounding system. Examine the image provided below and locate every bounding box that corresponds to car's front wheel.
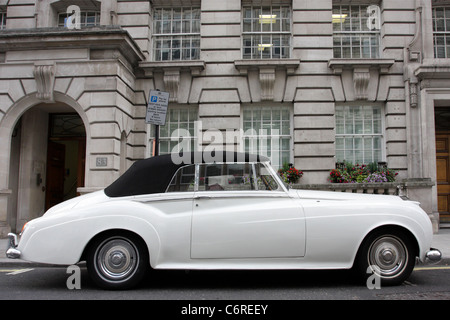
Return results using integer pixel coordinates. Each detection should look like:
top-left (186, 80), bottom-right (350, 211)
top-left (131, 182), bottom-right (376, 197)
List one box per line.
top-left (86, 232), bottom-right (149, 290)
top-left (355, 229), bottom-right (416, 286)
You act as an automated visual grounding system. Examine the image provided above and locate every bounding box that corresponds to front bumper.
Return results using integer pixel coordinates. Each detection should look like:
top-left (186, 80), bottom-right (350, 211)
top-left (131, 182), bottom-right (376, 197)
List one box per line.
top-left (425, 248), bottom-right (442, 263)
top-left (5, 233), bottom-right (21, 259)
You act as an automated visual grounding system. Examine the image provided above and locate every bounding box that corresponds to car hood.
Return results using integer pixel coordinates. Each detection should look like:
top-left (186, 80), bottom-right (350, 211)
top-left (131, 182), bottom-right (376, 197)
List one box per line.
top-left (43, 190), bottom-right (110, 217)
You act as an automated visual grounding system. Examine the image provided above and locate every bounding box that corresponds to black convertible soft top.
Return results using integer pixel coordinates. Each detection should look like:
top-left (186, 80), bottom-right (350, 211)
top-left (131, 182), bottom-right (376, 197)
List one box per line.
top-left (104, 151), bottom-right (269, 197)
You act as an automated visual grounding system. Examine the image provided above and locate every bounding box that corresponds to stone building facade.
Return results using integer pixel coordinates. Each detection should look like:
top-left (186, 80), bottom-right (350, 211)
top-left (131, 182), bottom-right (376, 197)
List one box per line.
top-left (0, 0), bottom-right (449, 236)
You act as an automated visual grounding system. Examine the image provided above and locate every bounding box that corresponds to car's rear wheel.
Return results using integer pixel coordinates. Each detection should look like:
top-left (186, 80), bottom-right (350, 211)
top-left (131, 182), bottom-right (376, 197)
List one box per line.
top-left (356, 229), bottom-right (416, 286)
top-left (86, 232), bottom-right (149, 290)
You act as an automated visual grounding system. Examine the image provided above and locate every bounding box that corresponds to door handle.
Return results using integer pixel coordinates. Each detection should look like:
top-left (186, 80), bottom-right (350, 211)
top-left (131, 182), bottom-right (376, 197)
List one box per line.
top-left (194, 196), bottom-right (211, 200)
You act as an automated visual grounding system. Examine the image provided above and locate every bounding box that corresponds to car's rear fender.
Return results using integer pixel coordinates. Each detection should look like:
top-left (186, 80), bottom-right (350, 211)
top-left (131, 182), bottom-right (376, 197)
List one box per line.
top-left (18, 203), bottom-right (163, 266)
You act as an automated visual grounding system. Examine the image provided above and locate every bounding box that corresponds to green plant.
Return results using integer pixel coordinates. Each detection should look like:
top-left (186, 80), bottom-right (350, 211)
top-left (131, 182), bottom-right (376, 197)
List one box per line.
top-left (329, 162), bottom-right (398, 183)
top-left (278, 163), bottom-right (303, 184)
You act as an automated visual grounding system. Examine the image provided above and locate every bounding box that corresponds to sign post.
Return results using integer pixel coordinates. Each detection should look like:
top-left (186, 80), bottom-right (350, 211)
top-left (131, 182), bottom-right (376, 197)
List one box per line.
top-left (146, 90), bottom-right (170, 156)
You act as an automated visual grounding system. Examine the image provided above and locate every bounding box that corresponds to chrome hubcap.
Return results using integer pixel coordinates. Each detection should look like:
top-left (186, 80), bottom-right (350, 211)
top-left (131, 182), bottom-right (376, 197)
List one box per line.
top-left (368, 236), bottom-right (407, 278)
top-left (95, 237), bottom-right (138, 282)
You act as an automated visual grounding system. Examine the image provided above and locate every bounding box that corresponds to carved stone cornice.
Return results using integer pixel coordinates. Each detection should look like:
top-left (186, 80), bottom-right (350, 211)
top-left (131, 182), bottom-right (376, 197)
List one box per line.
top-left (33, 61), bottom-right (56, 102)
top-left (415, 63), bottom-right (450, 80)
top-left (0, 27), bottom-right (145, 66)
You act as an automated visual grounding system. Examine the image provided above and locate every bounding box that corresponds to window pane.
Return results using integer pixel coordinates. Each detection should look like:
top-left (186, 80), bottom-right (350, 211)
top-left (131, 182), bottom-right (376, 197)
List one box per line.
top-left (159, 108), bottom-right (198, 154)
top-left (153, 7), bottom-right (200, 61)
top-left (242, 5), bottom-right (291, 59)
top-left (333, 4), bottom-right (380, 59)
top-left (199, 164), bottom-right (254, 191)
top-left (434, 6), bottom-right (450, 57)
top-left (335, 105), bottom-right (384, 164)
top-left (255, 163), bottom-right (281, 191)
top-left (243, 106), bottom-right (291, 168)
top-left (167, 165), bottom-right (196, 192)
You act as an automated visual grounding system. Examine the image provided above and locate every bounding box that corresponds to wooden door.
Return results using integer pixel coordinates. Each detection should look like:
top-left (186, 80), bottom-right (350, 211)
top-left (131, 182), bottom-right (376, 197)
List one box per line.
top-left (436, 133), bottom-right (450, 223)
top-left (45, 141), bottom-right (66, 210)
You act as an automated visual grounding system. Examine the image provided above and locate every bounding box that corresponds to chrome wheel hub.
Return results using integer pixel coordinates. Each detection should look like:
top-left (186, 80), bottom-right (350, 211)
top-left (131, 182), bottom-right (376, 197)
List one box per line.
top-left (368, 236), bottom-right (407, 278)
top-left (95, 237), bottom-right (138, 282)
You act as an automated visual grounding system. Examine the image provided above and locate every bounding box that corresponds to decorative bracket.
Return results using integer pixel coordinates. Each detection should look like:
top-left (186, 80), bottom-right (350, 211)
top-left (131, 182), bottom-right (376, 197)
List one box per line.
top-left (163, 70), bottom-right (180, 103)
top-left (328, 59), bottom-right (394, 101)
top-left (259, 68), bottom-right (276, 101)
top-left (139, 60), bottom-right (205, 103)
top-left (33, 62), bottom-right (56, 102)
top-left (353, 67), bottom-right (370, 100)
top-left (234, 59), bottom-right (300, 101)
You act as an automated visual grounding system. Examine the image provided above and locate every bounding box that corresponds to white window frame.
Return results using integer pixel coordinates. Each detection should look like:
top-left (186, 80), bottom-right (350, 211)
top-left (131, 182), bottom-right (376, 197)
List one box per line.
top-left (241, 105), bottom-right (293, 169)
top-left (242, 5), bottom-right (292, 59)
top-left (149, 106), bottom-right (199, 156)
top-left (332, 4), bottom-right (381, 59)
top-left (432, 6), bottom-right (450, 58)
top-left (152, 7), bottom-right (201, 61)
top-left (335, 104), bottom-right (385, 164)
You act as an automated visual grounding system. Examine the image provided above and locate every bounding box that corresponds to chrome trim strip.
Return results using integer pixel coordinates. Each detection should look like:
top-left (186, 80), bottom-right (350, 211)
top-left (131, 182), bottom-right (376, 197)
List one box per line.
top-left (134, 191), bottom-right (291, 204)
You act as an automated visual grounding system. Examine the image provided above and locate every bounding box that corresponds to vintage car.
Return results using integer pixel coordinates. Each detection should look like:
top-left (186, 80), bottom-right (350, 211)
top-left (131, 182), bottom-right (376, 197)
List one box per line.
top-left (7, 151), bottom-right (441, 289)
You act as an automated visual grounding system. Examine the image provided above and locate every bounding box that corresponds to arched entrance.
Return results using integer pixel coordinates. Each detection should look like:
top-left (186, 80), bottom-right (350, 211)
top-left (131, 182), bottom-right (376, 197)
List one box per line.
top-left (2, 94), bottom-right (89, 234)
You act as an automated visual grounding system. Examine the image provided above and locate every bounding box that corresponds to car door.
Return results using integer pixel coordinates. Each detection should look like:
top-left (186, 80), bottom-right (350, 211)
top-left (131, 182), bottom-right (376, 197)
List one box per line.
top-left (191, 162), bottom-right (306, 259)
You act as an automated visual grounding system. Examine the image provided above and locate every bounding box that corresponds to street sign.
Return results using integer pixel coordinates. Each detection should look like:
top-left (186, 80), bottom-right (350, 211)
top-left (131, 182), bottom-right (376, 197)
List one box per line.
top-left (145, 90), bottom-right (170, 125)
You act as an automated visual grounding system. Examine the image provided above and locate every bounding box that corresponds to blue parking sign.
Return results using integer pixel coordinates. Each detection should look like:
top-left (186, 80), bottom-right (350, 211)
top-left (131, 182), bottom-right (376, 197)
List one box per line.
top-left (146, 90), bottom-right (170, 125)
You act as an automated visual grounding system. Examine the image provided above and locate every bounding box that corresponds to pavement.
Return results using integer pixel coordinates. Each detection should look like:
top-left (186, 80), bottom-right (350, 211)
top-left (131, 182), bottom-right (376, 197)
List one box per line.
top-left (1, 228), bottom-right (450, 267)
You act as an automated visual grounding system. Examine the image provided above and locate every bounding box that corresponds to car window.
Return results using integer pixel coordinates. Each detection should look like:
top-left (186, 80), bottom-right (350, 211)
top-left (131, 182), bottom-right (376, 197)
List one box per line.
top-left (166, 165), bottom-right (196, 192)
top-left (254, 163), bottom-right (282, 191)
top-left (198, 163), bottom-right (255, 191)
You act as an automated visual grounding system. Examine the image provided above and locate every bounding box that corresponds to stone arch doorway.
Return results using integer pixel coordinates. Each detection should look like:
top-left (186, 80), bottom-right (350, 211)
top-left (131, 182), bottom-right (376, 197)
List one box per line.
top-left (2, 93), bottom-right (89, 234)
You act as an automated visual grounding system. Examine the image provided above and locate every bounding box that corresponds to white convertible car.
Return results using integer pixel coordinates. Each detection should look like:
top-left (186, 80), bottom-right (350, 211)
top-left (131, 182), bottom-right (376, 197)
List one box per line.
top-left (6, 152), bottom-right (441, 289)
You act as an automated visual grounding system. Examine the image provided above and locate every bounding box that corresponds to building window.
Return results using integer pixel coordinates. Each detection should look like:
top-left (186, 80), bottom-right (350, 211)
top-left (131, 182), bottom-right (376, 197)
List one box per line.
top-left (153, 7), bottom-right (201, 61)
top-left (243, 106), bottom-right (292, 168)
top-left (158, 107), bottom-right (198, 154)
top-left (335, 105), bottom-right (383, 164)
top-left (433, 6), bottom-right (450, 58)
top-left (58, 11), bottom-right (100, 27)
top-left (0, 9), bottom-right (6, 30)
top-left (167, 165), bottom-right (196, 192)
top-left (332, 4), bottom-right (381, 59)
top-left (242, 5), bottom-right (291, 59)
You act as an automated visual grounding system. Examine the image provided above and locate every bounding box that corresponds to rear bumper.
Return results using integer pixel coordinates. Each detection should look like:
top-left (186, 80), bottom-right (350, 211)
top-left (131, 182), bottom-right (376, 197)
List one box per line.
top-left (5, 233), bottom-right (21, 259)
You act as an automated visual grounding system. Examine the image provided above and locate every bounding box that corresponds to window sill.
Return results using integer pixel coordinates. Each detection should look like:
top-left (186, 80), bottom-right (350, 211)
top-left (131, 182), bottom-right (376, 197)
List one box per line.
top-left (328, 58), bottom-right (395, 74)
top-left (234, 59), bottom-right (300, 75)
top-left (139, 60), bottom-right (205, 76)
